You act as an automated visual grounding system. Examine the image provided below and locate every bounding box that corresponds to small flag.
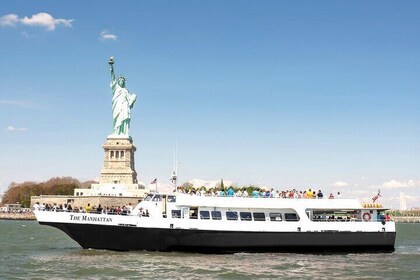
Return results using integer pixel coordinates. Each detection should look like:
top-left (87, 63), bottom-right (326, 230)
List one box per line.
top-left (150, 178), bottom-right (157, 184)
top-left (372, 190), bottom-right (381, 202)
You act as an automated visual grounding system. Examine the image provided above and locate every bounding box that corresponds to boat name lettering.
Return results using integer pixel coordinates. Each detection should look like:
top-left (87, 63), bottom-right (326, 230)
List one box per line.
top-left (70, 214), bottom-right (113, 222)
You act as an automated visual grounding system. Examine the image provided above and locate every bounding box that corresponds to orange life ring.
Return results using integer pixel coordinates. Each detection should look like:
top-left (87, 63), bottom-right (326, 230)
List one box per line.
top-left (363, 212), bottom-right (371, 221)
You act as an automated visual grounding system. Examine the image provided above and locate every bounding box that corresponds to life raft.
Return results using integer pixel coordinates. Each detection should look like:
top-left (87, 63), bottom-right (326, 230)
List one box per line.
top-left (363, 212), bottom-right (371, 221)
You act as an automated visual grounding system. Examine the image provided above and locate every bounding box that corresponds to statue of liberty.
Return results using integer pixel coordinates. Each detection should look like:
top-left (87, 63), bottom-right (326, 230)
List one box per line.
top-left (108, 57), bottom-right (137, 136)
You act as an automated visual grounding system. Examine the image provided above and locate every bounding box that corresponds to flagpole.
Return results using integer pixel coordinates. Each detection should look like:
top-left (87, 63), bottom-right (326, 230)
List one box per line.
top-left (155, 179), bottom-right (158, 193)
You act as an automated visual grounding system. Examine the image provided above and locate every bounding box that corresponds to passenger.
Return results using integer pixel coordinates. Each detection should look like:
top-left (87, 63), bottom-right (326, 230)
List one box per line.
top-left (252, 190), bottom-right (259, 198)
top-left (307, 189), bottom-right (313, 199)
top-left (126, 203), bottom-right (133, 214)
top-left (85, 203), bottom-right (92, 213)
top-left (227, 187), bottom-right (235, 197)
top-left (337, 192), bottom-right (342, 198)
top-left (33, 202), bottom-right (40, 211)
top-left (317, 190), bottom-right (324, 199)
top-left (385, 213), bottom-right (391, 221)
top-left (328, 193), bottom-right (334, 199)
top-left (288, 191), bottom-right (294, 199)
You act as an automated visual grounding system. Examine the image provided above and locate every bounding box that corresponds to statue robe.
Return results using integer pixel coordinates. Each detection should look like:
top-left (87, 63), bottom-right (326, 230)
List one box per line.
top-left (110, 79), bottom-right (137, 135)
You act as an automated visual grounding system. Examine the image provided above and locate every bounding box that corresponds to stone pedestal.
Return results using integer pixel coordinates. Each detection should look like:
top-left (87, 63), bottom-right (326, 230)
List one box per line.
top-left (99, 136), bottom-right (138, 184)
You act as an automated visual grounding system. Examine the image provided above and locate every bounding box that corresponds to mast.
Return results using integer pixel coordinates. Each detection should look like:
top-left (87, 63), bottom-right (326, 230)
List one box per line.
top-left (171, 143), bottom-right (179, 191)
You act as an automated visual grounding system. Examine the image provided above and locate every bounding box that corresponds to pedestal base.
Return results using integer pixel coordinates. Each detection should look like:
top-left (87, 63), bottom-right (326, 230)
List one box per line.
top-left (99, 137), bottom-right (138, 185)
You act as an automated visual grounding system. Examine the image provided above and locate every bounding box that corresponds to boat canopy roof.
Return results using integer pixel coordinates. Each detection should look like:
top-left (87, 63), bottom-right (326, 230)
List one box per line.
top-left (151, 193), bottom-right (365, 210)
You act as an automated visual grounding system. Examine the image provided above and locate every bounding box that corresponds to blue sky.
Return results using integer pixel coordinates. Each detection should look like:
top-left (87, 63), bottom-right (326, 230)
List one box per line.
top-left (0, 1), bottom-right (419, 209)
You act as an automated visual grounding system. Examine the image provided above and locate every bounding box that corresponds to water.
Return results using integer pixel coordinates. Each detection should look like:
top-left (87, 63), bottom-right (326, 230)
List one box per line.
top-left (0, 221), bottom-right (418, 279)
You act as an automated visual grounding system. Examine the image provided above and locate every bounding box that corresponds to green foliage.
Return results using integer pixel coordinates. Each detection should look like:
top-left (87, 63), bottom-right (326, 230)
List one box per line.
top-left (1, 177), bottom-right (84, 208)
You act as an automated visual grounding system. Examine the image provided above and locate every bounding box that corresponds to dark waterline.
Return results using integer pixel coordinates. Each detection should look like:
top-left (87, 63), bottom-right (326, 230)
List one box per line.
top-left (0, 221), bottom-right (419, 279)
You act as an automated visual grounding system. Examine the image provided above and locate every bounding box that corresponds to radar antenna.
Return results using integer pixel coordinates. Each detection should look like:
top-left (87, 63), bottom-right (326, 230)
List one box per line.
top-left (171, 143), bottom-right (180, 192)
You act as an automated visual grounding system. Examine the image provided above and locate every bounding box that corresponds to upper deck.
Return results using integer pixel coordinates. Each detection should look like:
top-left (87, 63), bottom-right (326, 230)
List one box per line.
top-left (140, 192), bottom-right (385, 211)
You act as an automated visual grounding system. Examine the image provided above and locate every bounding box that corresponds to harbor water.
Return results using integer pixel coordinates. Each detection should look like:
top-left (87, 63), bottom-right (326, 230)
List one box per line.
top-left (0, 220), bottom-right (418, 279)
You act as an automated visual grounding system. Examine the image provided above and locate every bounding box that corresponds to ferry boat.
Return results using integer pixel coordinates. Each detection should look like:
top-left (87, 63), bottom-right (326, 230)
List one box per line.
top-left (34, 192), bottom-right (396, 253)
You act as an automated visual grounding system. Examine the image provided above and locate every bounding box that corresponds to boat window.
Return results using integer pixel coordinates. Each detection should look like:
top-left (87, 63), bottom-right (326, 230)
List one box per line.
top-left (144, 194), bottom-right (153, 201)
top-left (152, 195), bottom-right (162, 202)
top-left (240, 212), bottom-right (252, 221)
top-left (190, 207), bottom-right (198, 219)
top-left (269, 213), bottom-right (282, 221)
top-left (200, 211), bottom-right (210, 220)
top-left (226, 211), bottom-right (238, 221)
top-left (284, 213), bottom-right (299, 221)
top-left (253, 212), bottom-right (266, 221)
top-left (167, 195), bottom-right (176, 203)
top-left (211, 211), bottom-right (222, 220)
top-left (309, 209), bottom-right (359, 222)
top-left (171, 210), bottom-right (181, 218)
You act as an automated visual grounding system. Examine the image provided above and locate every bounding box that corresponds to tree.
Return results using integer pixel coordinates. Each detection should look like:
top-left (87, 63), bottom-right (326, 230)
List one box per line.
top-left (1, 177), bottom-right (82, 208)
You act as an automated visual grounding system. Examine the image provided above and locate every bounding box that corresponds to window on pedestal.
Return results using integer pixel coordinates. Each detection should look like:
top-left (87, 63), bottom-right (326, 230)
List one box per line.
top-left (110, 151), bottom-right (114, 159)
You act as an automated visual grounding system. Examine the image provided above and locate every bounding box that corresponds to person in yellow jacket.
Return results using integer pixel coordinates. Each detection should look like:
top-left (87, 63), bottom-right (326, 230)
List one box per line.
top-left (85, 203), bottom-right (92, 213)
top-left (307, 189), bottom-right (313, 199)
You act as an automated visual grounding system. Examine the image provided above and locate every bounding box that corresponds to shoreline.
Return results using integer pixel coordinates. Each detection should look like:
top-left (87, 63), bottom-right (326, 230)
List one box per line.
top-left (0, 213), bottom-right (36, 221)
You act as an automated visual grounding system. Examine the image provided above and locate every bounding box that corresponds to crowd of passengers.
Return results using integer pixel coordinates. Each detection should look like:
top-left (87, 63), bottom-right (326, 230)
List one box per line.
top-left (33, 202), bottom-right (134, 215)
top-left (175, 187), bottom-right (342, 199)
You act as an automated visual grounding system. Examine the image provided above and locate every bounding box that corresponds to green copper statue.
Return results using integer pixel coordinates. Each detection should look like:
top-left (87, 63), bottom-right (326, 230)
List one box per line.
top-left (108, 57), bottom-right (137, 136)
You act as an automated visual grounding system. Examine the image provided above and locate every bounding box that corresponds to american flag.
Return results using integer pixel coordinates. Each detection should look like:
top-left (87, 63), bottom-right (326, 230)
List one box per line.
top-left (372, 190), bottom-right (381, 202)
top-left (150, 178), bottom-right (157, 184)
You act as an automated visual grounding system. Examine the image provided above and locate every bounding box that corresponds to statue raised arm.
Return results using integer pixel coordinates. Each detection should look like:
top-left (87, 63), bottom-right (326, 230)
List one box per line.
top-left (108, 57), bottom-right (137, 136)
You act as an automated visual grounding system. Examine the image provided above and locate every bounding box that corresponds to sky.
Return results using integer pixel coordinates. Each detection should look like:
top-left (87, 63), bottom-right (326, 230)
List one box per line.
top-left (0, 1), bottom-right (419, 209)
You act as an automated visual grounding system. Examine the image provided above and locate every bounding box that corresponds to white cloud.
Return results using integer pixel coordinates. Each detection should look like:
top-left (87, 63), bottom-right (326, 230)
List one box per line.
top-left (21, 31), bottom-right (36, 39)
top-left (370, 179), bottom-right (420, 190)
top-left (0, 100), bottom-right (41, 109)
top-left (0, 13), bottom-right (73, 31)
top-left (333, 181), bottom-right (348, 187)
top-left (6, 126), bottom-right (28, 132)
top-left (0, 13), bottom-right (19, 26)
top-left (100, 30), bottom-right (117, 41)
top-left (346, 189), bottom-right (370, 195)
